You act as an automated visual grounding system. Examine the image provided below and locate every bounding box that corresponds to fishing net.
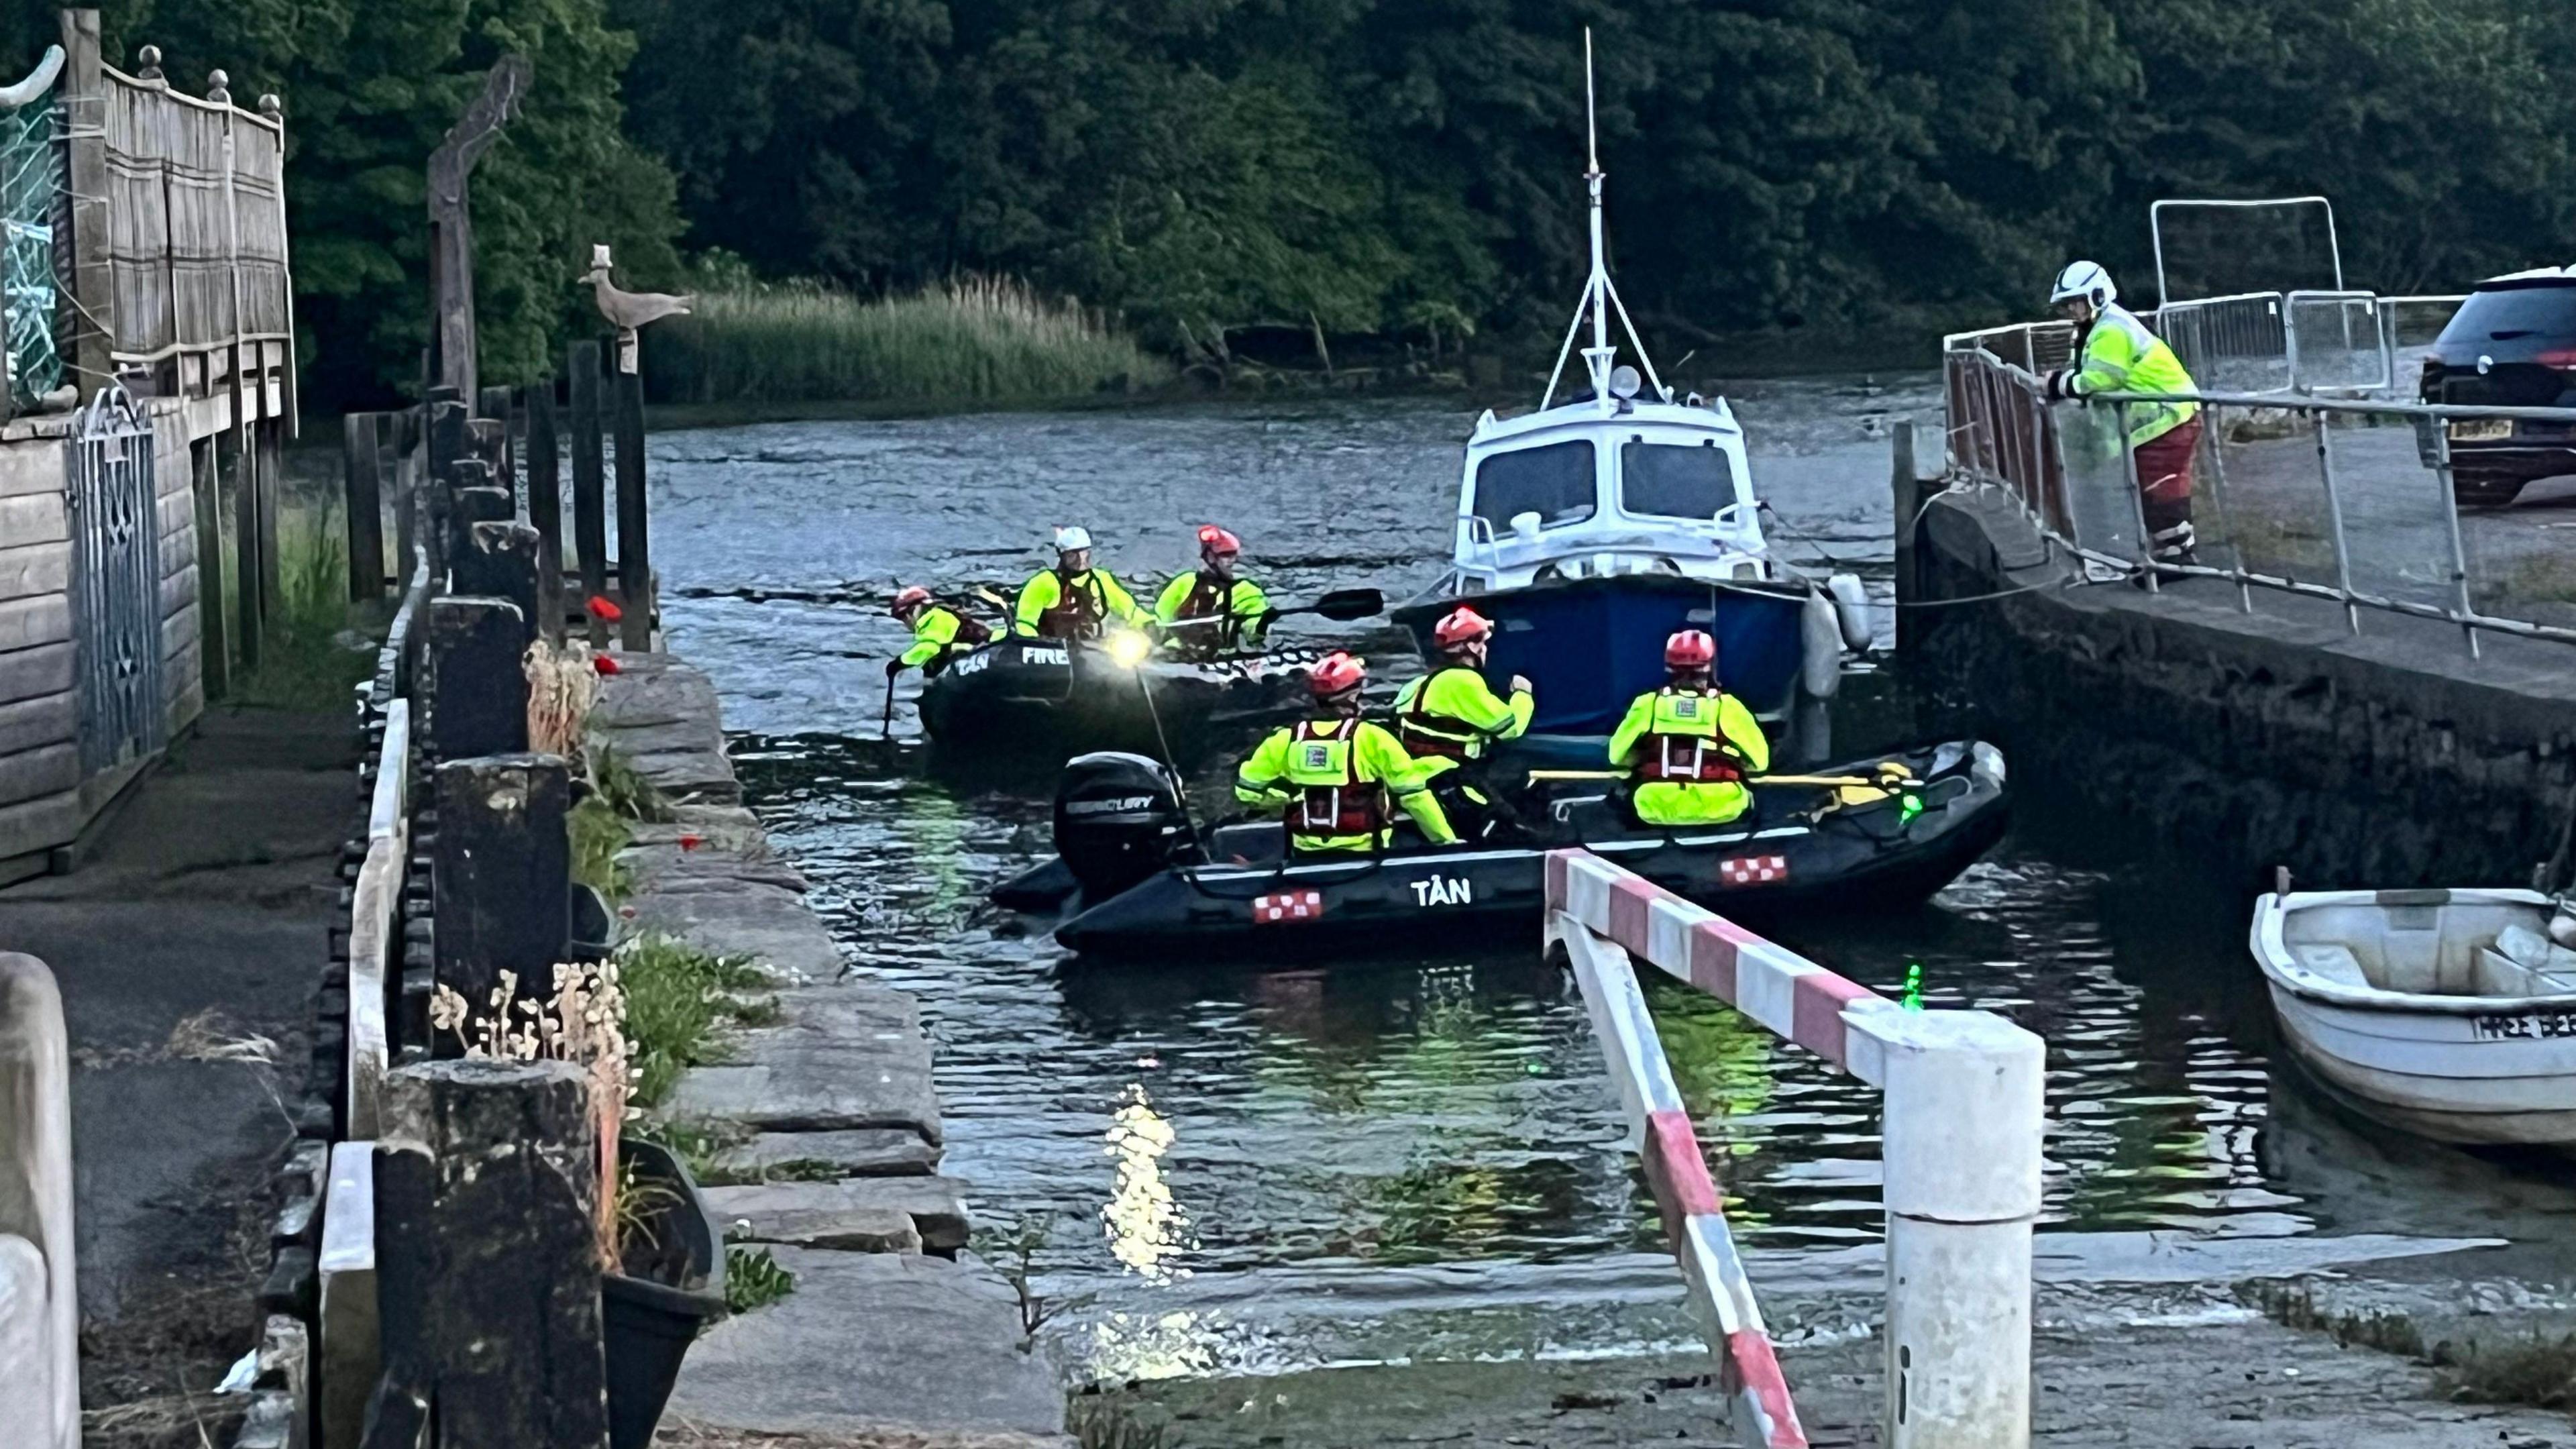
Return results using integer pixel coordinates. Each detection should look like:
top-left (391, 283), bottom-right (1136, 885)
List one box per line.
top-left (0, 95), bottom-right (60, 408)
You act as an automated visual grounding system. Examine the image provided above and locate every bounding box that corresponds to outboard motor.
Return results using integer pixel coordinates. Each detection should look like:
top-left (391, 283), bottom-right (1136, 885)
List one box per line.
top-left (1055, 751), bottom-right (1190, 902)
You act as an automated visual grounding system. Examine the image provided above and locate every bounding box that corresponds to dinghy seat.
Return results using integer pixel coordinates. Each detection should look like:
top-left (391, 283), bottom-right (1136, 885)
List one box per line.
top-left (2290, 943), bottom-right (2371, 989)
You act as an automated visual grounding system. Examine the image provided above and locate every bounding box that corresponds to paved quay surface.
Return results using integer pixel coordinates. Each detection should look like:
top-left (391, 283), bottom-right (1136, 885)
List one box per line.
top-left (590, 654), bottom-right (1066, 1446)
top-left (0, 706), bottom-right (353, 1440)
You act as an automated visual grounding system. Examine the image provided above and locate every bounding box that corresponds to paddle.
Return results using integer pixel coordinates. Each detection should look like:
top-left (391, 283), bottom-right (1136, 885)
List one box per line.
top-left (1161, 586), bottom-right (1386, 630)
top-left (1525, 769), bottom-right (1927, 789)
top-left (880, 678), bottom-right (897, 741)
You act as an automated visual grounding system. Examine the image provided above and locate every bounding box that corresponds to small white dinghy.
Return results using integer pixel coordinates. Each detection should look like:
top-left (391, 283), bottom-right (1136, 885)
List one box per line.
top-left (2253, 885), bottom-right (2576, 1147)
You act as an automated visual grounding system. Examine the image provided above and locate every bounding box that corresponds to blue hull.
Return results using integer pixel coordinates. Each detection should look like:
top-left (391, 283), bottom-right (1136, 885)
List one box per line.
top-left (1394, 576), bottom-right (1811, 736)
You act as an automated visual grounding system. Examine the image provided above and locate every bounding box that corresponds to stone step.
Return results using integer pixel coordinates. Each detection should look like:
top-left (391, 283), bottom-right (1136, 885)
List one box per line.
top-left (702, 1175), bottom-right (973, 1253)
top-left (706, 1128), bottom-right (941, 1183)
top-left (667, 1247), bottom-right (1064, 1440)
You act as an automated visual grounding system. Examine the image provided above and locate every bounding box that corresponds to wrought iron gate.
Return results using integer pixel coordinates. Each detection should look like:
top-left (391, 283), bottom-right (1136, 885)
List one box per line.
top-left (66, 382), bottom-right (165, 774)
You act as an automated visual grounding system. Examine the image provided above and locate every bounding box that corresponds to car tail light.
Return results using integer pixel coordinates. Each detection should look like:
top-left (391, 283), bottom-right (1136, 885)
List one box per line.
top-left (2537, 347), bottom-right (2576, 371)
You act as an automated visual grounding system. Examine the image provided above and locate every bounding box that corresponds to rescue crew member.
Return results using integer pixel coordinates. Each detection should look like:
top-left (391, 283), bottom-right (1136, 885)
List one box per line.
top-left (1014, 526), bottom-right (1149, 640)
top-left (2043, 260), bottom-right (2203, 564)
top-left (1390, 606), bottom-right (1532, 840)
top-left (887, 586), bottom-right (991, 679)
top-left (1154, 525), bottom-right (1271, 656)
top-left (1608, 630), bottom-right (1770, 828)
top-left (1236, 652), bottom-right (1456, 854)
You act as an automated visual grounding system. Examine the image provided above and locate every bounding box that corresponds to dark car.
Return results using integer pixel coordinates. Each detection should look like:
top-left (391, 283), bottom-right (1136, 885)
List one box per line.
top-left (2420, 267), bottom-right (2576, 504)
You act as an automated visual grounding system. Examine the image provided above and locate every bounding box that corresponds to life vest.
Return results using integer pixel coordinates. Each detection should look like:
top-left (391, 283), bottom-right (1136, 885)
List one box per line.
top-left (1169, 570), bottom-right (1242, 653)
top-left (1397, 666), bottom-right (1485, 760)
top-left (917, 605), bottom-right (991, 676)
top-left (1037, 570), bottom-right (1108, 639)
top-left (1631, 688), bottom-right (1744, 784)
top-left (1282, 717), bottom-right (1386, 836)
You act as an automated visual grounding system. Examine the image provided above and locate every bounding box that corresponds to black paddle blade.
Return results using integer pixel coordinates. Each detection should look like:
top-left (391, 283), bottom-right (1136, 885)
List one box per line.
top-left (1308, 587), bottom-right (1384, 621)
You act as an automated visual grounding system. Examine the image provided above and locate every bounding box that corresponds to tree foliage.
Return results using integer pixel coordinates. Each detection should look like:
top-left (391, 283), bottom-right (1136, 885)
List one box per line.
top-left (7, 0), bottom-right (2574, 396)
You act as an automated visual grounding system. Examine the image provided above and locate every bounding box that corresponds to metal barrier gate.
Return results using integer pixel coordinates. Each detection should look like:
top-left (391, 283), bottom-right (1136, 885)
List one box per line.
top-left (64, 382), bottom-right (166, 775)
top-left (1548, 849), bottom-right (2045, 1449)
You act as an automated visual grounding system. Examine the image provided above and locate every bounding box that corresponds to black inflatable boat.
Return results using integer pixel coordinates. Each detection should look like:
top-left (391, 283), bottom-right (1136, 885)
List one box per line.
top-left (991, 739), bottom-right (2010, 958)
top-left (918, 635), bottom-right (1320, 761)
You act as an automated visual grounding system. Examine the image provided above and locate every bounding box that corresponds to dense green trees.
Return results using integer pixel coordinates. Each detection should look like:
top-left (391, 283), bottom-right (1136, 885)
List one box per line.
top-left (8, 0), bottom-right (2573, 398)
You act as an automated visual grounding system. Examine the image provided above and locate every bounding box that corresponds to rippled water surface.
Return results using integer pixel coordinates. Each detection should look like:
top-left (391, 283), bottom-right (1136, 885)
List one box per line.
top-left (649, 382), bottom-right (2568, 1381)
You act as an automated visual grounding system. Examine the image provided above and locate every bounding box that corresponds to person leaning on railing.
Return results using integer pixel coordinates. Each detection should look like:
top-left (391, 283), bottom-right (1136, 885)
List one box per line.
top-left (2042, 261), bottom-right (2203, 565)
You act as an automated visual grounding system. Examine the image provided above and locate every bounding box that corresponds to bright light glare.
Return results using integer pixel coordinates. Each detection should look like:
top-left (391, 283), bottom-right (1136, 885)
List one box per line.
top-left (1108, 630), bottom-right (1152, 668)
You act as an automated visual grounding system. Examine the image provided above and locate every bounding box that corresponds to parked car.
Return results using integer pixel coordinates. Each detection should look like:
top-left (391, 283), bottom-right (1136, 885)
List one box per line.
top-left (2420, 266), bottom-right (2576, 504)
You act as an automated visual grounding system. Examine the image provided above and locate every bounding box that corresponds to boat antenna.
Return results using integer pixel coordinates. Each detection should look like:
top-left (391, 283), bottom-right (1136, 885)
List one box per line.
top-left (1539, 30), bottom-right (1672, 411)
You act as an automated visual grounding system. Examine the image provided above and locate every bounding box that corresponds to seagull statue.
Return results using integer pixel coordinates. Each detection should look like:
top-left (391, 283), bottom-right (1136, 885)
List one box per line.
top-left (583, 243), bottom-right (693, 372)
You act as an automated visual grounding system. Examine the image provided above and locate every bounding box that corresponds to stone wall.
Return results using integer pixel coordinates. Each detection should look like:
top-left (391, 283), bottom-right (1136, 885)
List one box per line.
top-left (1903, 488), bottom-right (2576, 890)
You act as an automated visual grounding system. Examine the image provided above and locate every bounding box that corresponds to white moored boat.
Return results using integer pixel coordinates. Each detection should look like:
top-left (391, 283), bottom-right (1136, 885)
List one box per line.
top-left (2253, 885), bottom-right (2576, 1147)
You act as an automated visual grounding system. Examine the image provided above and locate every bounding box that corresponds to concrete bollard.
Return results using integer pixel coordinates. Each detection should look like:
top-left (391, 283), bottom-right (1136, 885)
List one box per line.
top-left (431, 754), bottom-right (572, 1025)
top-left (384, 1059), bottom-right (611, 1449)
top-left (425, 597), bottom-right (530, 759)
top-left (1854, 1006), bottom-right (2043, 1448)
top-left (0, 953), bottom-right (77, 1449)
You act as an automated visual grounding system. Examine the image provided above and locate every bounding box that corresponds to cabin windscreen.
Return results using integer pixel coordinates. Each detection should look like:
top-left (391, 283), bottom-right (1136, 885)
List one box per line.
top-left (1470, 440), bottom-right (1597, 531)
top-left (1619, 439), bottom-right (1735, 519)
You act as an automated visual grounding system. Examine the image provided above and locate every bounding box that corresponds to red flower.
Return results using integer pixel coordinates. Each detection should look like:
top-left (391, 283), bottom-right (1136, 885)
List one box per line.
top-left (592, 655), bottom-right (623, 676)
top-left (587, 594), bottom-right (624, 623)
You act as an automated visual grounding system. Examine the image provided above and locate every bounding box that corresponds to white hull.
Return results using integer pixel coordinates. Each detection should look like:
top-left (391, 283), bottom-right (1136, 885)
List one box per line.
top-left (2253, 888), bottom-right (2576, 1148)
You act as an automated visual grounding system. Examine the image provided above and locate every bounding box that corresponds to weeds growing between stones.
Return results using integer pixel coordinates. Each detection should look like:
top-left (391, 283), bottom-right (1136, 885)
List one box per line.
top-left (724, 1246), bottom-right (796, 1313)
top-left (621, 934), bottom-right (773, 1109)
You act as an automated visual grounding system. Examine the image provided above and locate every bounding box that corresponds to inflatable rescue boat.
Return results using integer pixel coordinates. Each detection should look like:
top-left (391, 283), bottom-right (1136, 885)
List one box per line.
top-left (918, 635), bottom-right (1320, 761)
top-left (991, 739), bottom-right (2010, 958)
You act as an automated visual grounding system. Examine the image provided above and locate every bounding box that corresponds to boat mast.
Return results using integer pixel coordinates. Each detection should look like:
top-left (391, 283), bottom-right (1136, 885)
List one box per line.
top-left (1540, 30), bottom-right (1672, 411)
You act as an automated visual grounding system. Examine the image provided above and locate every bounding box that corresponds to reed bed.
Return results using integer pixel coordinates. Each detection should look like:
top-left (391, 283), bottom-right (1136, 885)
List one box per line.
top-left (645, 276), bottom-right (1165, 406)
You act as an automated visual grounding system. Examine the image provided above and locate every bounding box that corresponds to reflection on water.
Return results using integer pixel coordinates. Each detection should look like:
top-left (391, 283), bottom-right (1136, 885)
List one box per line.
top-left (1104, 1086), bottom-right (1187, 1279)
top-left (667, 392), bottom-right (2571, 1383)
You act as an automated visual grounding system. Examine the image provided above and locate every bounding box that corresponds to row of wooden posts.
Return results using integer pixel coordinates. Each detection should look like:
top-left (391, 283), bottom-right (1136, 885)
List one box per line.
top-left (341, 337), bottom-right (653, 653)
top-left (227, 351), bottom-right (665, 1448)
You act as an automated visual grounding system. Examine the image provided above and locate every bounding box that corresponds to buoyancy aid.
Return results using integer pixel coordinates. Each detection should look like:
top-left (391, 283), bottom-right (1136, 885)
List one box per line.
top-left (1630, 689), bottom-right (1745, 784)
top-left (1397, 666), bottom-right (1483, 759)
top-left (1283, 717), bottom-right (1387, 836)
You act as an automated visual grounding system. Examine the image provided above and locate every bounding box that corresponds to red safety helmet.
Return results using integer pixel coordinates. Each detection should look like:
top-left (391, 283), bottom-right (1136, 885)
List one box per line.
top-left (1664, 629), bottom-right (1717, 669)
top-left (891, 586), bottom-right (932, 617)
top-left (1308, 651), bottom-right (1367, 698)
top-left (1197, 524), bottom-right (1242, 557)
top-left (1432, 606), bottom-right (1494, 650)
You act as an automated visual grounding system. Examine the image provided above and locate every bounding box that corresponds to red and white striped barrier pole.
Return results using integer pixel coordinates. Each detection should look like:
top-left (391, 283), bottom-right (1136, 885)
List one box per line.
top-left (1547, 849), bottom-right (2044, 1449)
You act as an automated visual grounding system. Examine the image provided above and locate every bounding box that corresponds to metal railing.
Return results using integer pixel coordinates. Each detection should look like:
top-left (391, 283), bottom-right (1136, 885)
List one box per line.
top-left (1941, 341), bottom-right (2576, 656)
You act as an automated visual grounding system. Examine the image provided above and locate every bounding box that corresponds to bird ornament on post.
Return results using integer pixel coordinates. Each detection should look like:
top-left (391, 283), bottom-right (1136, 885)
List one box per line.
top-left (582, 243), bottom-right (694, 374)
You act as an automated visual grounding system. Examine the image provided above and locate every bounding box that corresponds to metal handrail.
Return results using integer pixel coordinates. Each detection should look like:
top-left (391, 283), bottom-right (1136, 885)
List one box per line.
top-left (1942, 346), bottom-right (2576, 656)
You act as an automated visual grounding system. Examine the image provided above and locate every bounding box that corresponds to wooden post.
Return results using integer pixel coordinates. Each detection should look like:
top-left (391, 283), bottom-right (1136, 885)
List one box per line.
top-left (568, 342), bottom-right (606, 647)
top-left (383, 1060), bottom-right (610, 1449)
top-left (455, 522), bottom-right (542, 656)
top-left (426, 57), bottom-right (532, 402)
top-left (258, 422), bottom-right (283, 623)
top-left (192, 441), bottom-right (229, 698)
top-left (56, 11), bottom-right (111, 405)
top-left (611, 366), bottom-right (649, 651)
top-left (0, 955), bottom-right (78, 1449)
top-left (346, 413), bottom-right (386, 602)
top-left (362, 1140), bottom-right (434, 1448)
top-left (426, 393), bottom-right (468, 580)
top-left (1890, 421), bottom-right (1921, 657)
top-left (429, 755), bottom-right (570, 1015)
top-left (526, 386), bottom-right (564, 646)
top-left (423, 597), bottom-right (527, 761)
top-left (229, 429), bottom-right (262, 670)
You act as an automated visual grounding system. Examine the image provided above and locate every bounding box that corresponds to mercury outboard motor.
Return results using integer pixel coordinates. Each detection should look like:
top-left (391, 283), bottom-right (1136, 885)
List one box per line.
top-left (1055, 752), bottom-right (1191, 902)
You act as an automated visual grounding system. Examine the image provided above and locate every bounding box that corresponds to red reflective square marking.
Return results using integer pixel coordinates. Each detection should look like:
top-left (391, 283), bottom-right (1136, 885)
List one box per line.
top-left (1252, 889), bottom-right (1324, 924)
top-left (1718, 854), bottom-right (1788, 886)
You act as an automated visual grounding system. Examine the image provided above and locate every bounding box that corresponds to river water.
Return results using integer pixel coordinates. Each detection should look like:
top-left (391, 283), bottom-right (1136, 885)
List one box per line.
top-left (647, 382), bottom-right (2576, 1386)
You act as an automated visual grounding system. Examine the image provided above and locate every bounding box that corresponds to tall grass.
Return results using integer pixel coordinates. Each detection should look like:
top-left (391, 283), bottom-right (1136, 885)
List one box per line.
top-left (232, 506), bottom-right (376, 711)
top-left (645, 275), bottom-right (1167, 407)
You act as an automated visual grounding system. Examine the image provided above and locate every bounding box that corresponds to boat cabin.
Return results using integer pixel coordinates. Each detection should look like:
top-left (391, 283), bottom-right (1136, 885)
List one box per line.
top-left (1449, 393), bottom-right (1772, 593)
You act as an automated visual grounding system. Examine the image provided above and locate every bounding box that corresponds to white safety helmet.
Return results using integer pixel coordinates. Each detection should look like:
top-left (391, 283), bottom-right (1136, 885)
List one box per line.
top-left (2049, 260), bottom-right (2116, 309)
top-left (1053, 525), bottom-right (1093, 553)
